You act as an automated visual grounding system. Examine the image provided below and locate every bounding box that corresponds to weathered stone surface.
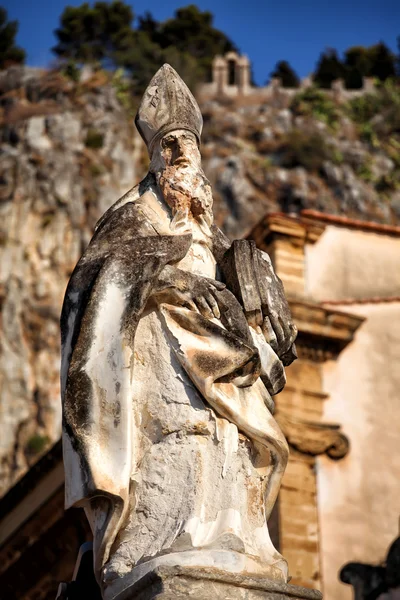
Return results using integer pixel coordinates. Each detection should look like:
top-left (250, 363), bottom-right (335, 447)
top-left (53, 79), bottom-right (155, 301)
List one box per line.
top-left (60, 65), bottom-right (298, 599)
top-left (112, 565), bottom-right (323, 600)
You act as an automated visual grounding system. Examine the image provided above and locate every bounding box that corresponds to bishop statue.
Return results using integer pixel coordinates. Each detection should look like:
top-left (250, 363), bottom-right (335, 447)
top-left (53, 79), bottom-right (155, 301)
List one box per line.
top-left (60, 65), bottom-right (319, 600)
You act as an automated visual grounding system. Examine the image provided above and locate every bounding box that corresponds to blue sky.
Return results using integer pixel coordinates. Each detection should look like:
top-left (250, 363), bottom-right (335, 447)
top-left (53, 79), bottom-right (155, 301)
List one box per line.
top-left (4, 0), bottom-right (400, 85)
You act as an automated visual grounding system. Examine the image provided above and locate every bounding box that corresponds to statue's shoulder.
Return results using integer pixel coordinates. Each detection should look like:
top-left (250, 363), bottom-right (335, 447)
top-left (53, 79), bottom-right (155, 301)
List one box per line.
top-left (94, 173), bottom-right (156, 233)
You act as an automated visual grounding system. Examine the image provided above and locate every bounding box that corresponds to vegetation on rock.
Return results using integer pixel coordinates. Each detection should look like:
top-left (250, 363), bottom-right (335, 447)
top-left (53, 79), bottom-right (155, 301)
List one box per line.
top-left (291, 87), bottom-right (341, 130)
top-left (84, 128), bottom-right (104, 149)
top-left (278, 131), bottom-right (338, 172)
top-left (347, 80), bottom-right (400, 144)
top-left (25, 434), bottom-right (50, 456)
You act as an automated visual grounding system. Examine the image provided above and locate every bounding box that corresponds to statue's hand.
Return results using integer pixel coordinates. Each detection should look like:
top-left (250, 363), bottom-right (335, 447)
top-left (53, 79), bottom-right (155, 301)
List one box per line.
top-left (154, 265), bottom-right (225, 319)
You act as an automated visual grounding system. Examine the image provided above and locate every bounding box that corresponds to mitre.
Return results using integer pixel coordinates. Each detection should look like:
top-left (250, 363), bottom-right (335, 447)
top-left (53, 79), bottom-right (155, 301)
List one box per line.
top-left (135, 63), bottom-right (203, 156)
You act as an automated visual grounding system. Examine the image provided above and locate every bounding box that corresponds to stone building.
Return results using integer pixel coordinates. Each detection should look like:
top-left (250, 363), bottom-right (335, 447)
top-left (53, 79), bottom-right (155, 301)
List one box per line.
top-left (0, 210), bottom-right (399, 599)
top-left (199, 52), bottom-right (376, 103)
top-left (209, 51), bottom-right (252, 96)
top-left (251, 210), bottom-right (400, 599)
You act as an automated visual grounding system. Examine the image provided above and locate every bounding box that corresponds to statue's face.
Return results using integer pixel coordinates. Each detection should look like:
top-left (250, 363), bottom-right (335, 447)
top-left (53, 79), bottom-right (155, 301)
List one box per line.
top-left (154, 129), bottom-right (201, 170)
top-left (150, 129), bottom-right (213, 230)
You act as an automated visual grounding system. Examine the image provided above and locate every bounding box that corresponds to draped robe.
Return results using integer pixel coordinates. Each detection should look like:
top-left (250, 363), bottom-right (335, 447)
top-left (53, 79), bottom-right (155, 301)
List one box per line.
top-left (61, 176), bottom-right (289, 599)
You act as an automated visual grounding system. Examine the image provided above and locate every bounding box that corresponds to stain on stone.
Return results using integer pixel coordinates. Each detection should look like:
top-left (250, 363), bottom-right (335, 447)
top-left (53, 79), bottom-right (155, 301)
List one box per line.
top-left (113, 400), bottom-right (121, 428)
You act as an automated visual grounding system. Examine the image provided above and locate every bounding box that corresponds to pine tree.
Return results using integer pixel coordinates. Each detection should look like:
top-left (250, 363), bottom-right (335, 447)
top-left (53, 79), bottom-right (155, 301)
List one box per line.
top-left (314, 49), bottom-right (346, 89)
top-left (157, 5), bottom-right (237, 80)
top-left (368, 42), bottom-right (396, 81)
top-left (343, 43), bottom-right (396, 88)
top-left (137, 12), bottom-right (159, 38)
top-left (52, 1), bottom-right (135, 67)
top-left (0, 7), bottom-right (26, 69)
top-left (270, 60), bottom-right (300, 88)
top-left (343, 46), bottom-right (371, 88)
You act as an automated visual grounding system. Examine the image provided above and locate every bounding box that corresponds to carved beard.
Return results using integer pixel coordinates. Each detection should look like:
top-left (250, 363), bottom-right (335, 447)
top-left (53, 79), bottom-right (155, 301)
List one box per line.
top-left (157, 164), bottom-right (214, 231)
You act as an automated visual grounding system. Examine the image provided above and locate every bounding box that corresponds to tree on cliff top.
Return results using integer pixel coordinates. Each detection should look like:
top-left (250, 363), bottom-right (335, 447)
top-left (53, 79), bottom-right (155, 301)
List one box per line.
top-left (114, 4), bottom-right (237, 86)
top-left (344, 43), bottom-right (396, 88)
top-left (52, 1), bottom-right (135, 65)
top-left (53, 2), bottom-right (237, 90)
top-left (344, 46), bottom-right (372, 88)
top-left (368, 42), bottom-right (396, 81)
top-left (0, 7), bottom-right (26, 69)
top-left (270, 61), bottom-right (300, 88)
top-left (156, 5), bottom-right (237, 78)
top-left (313, 48), bottom-right (346, 88)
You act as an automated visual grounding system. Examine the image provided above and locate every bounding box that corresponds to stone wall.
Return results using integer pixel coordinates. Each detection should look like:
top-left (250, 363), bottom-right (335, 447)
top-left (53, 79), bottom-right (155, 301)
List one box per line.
top-left (320, 301), bottom-right (400, 600)
top-left (278, 359), bottom-right (324, 590)
top-left (199, 52), bottom-right (376, 103)
top-left (304, 223), bottom-right (400, 600)
top-left (306, 226), bottom-right (400, 301)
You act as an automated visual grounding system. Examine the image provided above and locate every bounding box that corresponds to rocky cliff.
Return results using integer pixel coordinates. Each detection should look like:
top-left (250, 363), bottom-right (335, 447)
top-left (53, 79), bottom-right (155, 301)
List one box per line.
top-left (0, 67), bottom-right (145, 494)
top-left (0, 66), bottom-right (399, 495)
top-left (202, 86), bottom-right (400, 237)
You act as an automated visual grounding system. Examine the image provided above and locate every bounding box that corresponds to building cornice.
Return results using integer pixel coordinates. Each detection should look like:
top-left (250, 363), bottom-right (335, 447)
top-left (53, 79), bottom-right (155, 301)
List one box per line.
top-left (290, 300), bottom-right (365, 361)
top-left (249, 213), bottom-right (326, 250)
top-left (301, 209), bottom-right (400, 237)
top-left (276, 413), bottom-right (350, 459)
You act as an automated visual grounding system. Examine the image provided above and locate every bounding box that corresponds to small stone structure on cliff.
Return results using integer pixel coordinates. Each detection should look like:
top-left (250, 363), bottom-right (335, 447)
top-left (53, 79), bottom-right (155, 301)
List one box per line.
top-left (200, 52), bottom-right (376, 103)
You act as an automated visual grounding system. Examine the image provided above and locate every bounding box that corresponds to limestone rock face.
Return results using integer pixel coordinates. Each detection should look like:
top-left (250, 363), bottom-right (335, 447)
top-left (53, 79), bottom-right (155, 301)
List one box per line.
top-left (200, 99), bottom-right (400, 237)
top-left (0, 67), bottom-right (144, 494)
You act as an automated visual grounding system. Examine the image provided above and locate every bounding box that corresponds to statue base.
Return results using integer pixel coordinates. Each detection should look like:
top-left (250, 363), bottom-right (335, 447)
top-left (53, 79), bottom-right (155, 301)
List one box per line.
top-left (111, 565), bottom-right (323, 600)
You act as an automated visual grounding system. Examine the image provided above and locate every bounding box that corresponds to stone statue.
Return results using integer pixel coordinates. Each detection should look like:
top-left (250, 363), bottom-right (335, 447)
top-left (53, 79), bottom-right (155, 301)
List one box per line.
top-left (61, 65), bottom-right (312, 600)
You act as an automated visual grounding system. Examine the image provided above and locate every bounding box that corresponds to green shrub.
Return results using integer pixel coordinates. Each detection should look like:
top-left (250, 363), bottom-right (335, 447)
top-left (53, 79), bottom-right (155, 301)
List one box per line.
top-left (291, 87), bottom-right (341, 130)
top-left (346, 93), bottom-right (381, 124)
top-left (111, 68), bottom-right (137, 115)
top-left (359, 122), bottom-right (379, 148)
top-left (62, 60), bottom-right (80, 83)
top-left (26, 434), bottom-right (50, 455)
top-left (279, 130), bottom-right (335, 171)
top-left (259, 156), bottom-right (273, 170)
top-left (85, 128), bottom-right (104, 149)
top-left (357, 160), bottom-right (375, 182)
top-left (386, 138), bottom-right (400, 168)
top-left (331, 148), bottom-right (344, 164)
top-left (90, 163), bottom-right (106, 177)
top-left (347, 80), bottom-right (400, 140)
top-left (378, 78), bottom-right (400, 109)
top-left (375, 171), bottom-right (400, 192)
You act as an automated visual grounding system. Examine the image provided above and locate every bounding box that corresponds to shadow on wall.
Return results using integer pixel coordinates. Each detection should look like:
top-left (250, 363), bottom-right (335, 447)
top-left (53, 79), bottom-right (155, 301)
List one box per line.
top-left (340, 530), bottom-right (400, 600)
